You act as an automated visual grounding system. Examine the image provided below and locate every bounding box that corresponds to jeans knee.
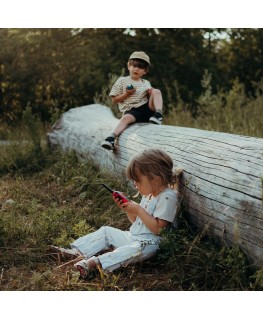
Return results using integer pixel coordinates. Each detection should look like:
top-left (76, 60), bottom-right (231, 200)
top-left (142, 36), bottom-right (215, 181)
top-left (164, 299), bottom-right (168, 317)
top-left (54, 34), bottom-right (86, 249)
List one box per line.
top-left (100, 226), bottom-right (110, 233)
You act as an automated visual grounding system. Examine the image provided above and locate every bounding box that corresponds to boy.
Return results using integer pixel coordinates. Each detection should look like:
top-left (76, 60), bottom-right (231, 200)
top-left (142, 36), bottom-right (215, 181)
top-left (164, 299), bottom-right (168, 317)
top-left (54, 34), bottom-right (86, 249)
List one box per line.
top-left (101, 51), bottom-right (163, 150)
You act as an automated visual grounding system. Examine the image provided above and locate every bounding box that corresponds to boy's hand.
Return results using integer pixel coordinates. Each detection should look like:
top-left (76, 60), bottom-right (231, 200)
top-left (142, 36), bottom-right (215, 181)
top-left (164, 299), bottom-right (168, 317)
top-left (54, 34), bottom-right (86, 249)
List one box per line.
top-left (125, 87), bottom-right (136, 96)
top-left (147, 88), bottom-right (153, 97)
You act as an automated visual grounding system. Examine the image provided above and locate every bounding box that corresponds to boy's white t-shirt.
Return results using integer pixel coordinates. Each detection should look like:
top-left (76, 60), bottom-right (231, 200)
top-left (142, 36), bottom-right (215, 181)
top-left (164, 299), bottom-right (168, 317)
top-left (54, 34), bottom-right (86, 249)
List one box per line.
top-left (129, 188), bottom-right (178, 237)
top-left (109, 76), bottom-right (152, 112)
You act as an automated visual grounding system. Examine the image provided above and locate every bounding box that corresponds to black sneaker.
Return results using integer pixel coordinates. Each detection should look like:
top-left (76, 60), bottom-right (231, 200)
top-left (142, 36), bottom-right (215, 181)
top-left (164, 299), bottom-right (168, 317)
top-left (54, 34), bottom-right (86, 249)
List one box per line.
top-left (101, 136), bottom-right (115, 150)
top-left (149, 111), bottom-right (163, 125)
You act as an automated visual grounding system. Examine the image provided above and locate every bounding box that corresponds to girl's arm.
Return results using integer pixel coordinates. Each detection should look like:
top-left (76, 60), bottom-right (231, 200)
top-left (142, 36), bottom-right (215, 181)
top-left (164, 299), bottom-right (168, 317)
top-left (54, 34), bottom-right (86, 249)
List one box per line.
top-left (113, 197), bottom-right (137, 223)
top-left (114, 198), bottom-right (168, 234)
top-left (135, 204), bottom-right (169, 234)
top-left (126, 210), bottom-right (137, 224)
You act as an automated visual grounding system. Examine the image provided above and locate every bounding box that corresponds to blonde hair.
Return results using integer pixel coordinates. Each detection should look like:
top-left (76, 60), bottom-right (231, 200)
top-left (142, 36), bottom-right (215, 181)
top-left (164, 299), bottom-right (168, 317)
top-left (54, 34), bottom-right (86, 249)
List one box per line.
top-left (126, 149), bottom-right (182, 189)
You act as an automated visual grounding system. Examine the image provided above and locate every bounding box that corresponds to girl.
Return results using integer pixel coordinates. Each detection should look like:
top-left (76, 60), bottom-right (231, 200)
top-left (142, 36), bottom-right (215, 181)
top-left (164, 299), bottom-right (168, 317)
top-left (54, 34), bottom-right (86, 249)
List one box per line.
top-left (51, 149), bottom-right (181, 278)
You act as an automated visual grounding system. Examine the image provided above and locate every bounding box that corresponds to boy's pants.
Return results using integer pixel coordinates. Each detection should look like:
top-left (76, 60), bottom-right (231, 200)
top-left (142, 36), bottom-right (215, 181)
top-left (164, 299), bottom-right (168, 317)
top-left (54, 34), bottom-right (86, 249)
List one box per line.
top-left (71, 226), bottom-right (160, 272)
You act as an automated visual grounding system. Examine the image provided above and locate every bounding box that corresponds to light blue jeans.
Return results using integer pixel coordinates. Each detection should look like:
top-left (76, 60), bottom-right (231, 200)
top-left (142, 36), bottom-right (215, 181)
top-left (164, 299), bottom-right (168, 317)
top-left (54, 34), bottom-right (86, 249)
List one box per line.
top-left (71, 226), bottom-right (160, 272)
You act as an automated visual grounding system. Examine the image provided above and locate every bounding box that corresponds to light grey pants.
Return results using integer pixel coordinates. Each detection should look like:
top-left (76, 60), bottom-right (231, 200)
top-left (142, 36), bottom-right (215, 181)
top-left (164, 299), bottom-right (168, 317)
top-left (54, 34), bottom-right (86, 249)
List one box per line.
top-left (70, 226), bottom-right (160, 272)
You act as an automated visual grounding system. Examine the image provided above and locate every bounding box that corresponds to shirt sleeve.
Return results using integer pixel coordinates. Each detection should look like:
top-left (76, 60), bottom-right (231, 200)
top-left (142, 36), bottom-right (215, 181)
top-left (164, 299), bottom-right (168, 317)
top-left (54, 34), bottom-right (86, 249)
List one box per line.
top-left (154, 191), bottom-right (178, 223)
top-left (144, 79), bottom-right (152, 89)
top-left (109, 77), bottom-right (124, 97)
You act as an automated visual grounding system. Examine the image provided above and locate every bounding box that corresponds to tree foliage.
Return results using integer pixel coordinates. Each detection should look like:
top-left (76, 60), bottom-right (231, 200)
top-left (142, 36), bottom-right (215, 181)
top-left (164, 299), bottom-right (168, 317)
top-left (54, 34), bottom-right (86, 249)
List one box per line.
top-left (0, 28), bottom-right (263, 123)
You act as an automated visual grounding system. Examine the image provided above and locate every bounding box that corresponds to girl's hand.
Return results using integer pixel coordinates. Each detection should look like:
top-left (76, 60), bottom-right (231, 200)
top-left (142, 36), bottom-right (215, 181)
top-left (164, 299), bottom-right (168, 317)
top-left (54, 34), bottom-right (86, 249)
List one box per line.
top-left (112, 194), bottom-right (128, 209)
top-left (113, 195), bottom-right (139, 214)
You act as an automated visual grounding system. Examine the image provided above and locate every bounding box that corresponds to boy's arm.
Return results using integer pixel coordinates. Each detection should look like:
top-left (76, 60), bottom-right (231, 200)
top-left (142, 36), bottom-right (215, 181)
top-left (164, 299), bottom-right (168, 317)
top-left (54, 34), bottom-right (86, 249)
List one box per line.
top-left (111, 88), bottom-right (136, 104)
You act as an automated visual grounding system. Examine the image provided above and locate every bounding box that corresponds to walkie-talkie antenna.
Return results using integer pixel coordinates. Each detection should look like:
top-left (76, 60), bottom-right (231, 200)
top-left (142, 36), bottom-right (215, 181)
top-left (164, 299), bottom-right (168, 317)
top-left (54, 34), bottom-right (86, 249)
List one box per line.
top-left (102, 183), bottom-right (114, 193)
top-left (101, 183), bottom-right (129, 203)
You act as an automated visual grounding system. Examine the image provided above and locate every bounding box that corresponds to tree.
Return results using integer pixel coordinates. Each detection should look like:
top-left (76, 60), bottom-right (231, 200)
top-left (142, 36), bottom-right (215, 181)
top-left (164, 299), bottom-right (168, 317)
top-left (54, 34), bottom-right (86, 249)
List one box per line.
top-left (217, 28), bottom-right (263, 93)
top-left (1, 28), bottom-right (262, 124)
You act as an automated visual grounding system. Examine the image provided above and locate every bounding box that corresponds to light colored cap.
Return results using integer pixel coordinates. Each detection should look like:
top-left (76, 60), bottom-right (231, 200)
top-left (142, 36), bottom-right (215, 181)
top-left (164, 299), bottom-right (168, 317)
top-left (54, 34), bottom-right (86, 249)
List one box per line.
top-left (129, 51), bottom-right (150, 65)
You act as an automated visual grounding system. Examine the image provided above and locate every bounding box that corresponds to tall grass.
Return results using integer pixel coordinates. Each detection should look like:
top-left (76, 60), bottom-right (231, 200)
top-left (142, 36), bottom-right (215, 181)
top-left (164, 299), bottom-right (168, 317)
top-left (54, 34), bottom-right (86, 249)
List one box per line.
top-left (165, 72), bottom-right (263, 138)
top-left (0, 106), bottom-right (52, 175)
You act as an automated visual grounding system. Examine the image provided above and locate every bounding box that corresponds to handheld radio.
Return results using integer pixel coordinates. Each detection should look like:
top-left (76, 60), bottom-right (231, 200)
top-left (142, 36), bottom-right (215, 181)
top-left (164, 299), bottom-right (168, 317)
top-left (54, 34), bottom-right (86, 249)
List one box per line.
top-left (101, 184), bottom-right (129, 203)
top-left (126, 84), bottom-right (134, 90)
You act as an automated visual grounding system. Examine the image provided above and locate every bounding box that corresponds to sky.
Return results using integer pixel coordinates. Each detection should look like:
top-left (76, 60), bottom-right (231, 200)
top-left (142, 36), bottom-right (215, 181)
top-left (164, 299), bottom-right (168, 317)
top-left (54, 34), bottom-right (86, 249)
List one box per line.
top-left (1, 0), bottom-right (263, 28)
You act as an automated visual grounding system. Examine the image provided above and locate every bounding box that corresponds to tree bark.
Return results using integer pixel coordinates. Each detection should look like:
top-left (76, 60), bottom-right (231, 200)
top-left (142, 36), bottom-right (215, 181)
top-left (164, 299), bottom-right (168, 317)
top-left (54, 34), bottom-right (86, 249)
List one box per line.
top-left (47, 104), bottom-right (263, 267)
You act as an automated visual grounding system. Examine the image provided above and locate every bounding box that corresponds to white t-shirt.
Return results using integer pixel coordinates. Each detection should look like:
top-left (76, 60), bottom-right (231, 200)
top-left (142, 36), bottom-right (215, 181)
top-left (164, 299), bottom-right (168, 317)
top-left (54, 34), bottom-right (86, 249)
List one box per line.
top-left (109, 76), bottom-right (152, 112)
top-left (129, 188), bottom-right (178, 237)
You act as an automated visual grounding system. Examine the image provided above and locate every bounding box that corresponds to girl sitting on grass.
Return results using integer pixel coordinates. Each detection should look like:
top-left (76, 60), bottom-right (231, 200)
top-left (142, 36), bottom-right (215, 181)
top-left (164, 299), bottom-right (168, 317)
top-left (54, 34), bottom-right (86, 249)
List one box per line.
top-left (51, 148), bottom-right (181, 278)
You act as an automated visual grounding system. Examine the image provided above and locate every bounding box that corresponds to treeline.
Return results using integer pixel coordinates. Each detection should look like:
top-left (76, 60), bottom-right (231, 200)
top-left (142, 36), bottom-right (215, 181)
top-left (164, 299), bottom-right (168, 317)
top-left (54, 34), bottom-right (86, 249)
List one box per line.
top-left (0, 28), bottom-right (263, 124)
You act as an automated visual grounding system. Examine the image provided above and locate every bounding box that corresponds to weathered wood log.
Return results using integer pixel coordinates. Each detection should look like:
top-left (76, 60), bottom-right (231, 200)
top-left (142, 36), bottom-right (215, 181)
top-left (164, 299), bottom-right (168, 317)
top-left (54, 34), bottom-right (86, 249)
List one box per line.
top-left (47, 104), bottom-right (263, 267)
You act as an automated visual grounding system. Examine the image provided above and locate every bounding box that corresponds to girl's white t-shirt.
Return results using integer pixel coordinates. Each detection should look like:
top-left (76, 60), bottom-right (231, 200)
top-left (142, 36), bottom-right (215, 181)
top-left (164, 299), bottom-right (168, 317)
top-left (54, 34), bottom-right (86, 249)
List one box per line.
top-left (129, 188), bottom-right (178, 237)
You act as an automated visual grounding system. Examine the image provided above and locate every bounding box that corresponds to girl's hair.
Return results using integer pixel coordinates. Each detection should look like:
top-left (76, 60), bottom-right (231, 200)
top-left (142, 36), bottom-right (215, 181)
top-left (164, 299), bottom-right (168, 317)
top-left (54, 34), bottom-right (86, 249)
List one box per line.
top-left (126, 149), bottom-right (182, 189)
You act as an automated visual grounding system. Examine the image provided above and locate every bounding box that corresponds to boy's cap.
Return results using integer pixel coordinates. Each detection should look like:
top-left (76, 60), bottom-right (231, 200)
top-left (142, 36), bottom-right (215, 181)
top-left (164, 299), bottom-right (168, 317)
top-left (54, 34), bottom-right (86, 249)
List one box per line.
top-left (129, 51), bottom-right (150, 65)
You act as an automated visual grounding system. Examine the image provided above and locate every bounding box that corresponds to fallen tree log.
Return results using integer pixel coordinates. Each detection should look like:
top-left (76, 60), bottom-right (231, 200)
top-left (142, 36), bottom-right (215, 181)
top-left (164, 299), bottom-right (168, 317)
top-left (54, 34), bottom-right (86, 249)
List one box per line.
top-left (47, 104), bottom-right (263, 267)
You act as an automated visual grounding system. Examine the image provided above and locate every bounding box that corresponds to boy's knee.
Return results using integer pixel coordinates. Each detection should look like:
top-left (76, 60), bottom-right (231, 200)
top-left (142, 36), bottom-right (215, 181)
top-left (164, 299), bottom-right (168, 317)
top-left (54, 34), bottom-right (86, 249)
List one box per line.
top-left (151, 88), bottom-right (162, 96)
top-left (121, 114), bottom-right (136, 124)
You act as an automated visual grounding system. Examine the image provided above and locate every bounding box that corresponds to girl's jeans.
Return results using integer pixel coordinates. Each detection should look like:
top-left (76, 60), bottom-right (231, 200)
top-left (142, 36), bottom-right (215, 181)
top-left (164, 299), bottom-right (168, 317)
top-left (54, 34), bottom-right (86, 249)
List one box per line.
top-left (71, 226), bottom-right (160, 272)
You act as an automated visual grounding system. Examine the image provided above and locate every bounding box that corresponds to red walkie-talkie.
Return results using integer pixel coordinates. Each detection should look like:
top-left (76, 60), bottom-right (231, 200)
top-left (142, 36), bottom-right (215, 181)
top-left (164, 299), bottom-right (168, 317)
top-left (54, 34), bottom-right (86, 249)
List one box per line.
top-left (102, 184), bottom-right (129, 203)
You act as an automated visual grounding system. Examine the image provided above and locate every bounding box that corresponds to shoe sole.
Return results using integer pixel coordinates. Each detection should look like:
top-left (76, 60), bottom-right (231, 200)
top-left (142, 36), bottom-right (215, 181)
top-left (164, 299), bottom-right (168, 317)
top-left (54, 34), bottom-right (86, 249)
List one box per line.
top-left (101, 141), bottom-right (114, 150)
top-left (149, 117), bottom-right (162, 125)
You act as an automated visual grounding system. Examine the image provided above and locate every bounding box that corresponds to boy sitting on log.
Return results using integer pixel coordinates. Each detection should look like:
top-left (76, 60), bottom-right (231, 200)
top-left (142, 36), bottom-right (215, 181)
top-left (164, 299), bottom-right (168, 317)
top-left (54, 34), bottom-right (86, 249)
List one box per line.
top-left (101, 51), bottom-right (163, 151)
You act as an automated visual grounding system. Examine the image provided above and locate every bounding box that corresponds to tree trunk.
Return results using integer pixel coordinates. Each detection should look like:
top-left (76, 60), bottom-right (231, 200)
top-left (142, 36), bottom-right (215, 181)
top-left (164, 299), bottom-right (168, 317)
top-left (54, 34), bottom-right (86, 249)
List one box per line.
top-left (47, 104), bottom-right (263, 267)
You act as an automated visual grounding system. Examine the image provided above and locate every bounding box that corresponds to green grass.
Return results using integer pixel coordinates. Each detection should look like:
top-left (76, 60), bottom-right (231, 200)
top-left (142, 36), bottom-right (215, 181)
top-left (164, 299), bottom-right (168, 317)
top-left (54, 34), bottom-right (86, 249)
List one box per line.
top-left (0, 143), bottom-right (262, 291)
top-left (0, 99), bottom-right (262, 291)
top-left (165, 75), bottom-right (263, 138)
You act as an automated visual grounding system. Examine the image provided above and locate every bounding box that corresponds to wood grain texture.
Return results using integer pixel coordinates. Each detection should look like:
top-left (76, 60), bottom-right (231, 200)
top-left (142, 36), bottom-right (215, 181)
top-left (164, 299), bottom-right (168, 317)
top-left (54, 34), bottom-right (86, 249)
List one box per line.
top-left (47, 104), bottom-right (263, 267)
